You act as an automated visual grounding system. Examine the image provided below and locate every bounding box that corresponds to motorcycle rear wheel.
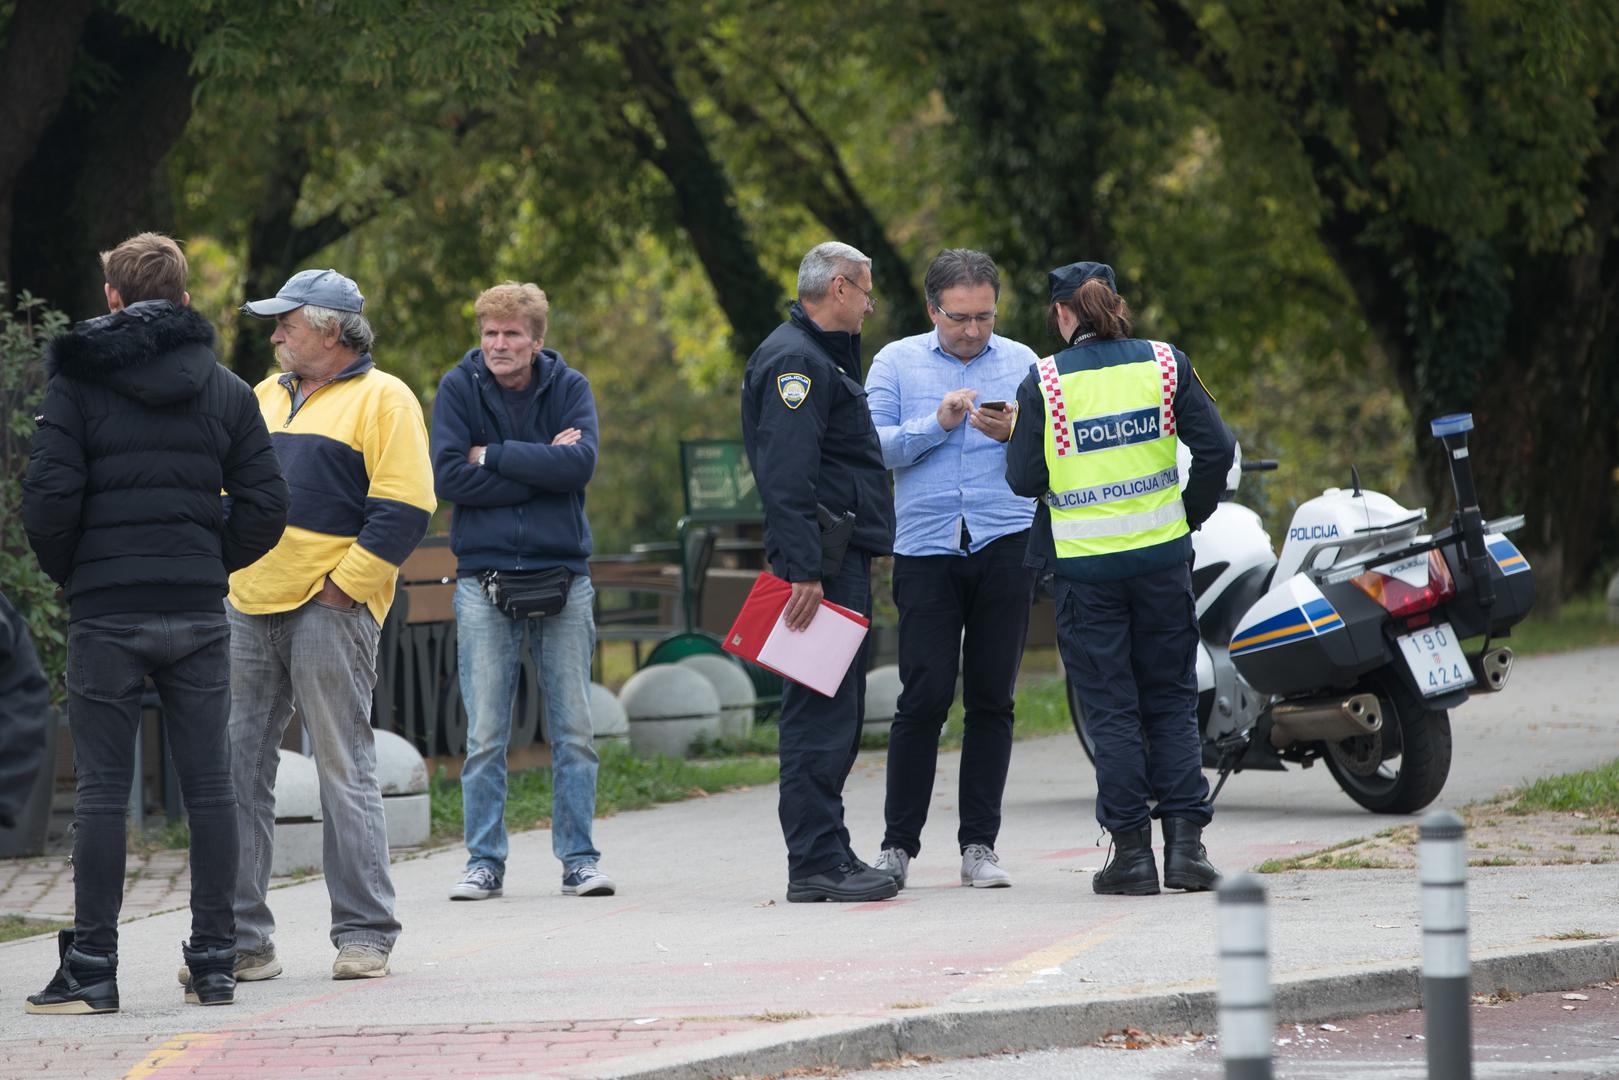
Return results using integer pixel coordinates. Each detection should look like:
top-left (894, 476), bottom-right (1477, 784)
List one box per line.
top-left (1322, 673), bottom-right (1453, 814)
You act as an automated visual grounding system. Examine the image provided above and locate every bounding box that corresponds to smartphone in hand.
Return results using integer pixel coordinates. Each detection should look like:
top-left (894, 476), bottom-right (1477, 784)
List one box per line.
top-left (978, 400), bottom-right (1009, 412)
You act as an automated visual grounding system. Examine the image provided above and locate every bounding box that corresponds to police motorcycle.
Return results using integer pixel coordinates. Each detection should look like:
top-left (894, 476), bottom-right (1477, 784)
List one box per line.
top-left (1067, 414), bottom-right (1536, 814)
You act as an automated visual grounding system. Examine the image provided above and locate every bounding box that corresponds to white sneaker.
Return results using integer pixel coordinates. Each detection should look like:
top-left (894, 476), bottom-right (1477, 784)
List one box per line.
top-left (960, 844), bottom-right (1012, 888)
top-left (873, 847), bottom-right (910, 890)
top-left (331, 943), bottom-right (390, 980)
top-left (449, 866), bottom-right (503, 901)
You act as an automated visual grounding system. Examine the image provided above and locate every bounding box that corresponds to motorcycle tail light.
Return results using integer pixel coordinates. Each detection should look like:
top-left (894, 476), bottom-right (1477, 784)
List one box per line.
top-left (1350, 549), bottom-right (1456, 617)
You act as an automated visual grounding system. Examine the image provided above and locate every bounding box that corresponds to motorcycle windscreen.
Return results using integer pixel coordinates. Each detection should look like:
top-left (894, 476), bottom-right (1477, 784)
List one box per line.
top-left (1228, 574), bottom-right (1390, 696)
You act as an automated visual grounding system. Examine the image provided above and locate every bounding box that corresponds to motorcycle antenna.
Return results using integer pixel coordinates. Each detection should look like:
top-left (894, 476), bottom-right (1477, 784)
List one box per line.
top-left (1350, 464), bottom-right (1363, 497)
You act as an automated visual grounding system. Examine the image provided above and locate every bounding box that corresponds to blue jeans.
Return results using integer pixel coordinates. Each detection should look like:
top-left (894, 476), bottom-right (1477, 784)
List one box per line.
top-left (227, 599), bottom-right (399, 953)
top-left (454, 575), bottom-right (600, 877)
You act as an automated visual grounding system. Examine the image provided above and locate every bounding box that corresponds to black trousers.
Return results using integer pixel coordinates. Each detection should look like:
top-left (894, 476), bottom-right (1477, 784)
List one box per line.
top-left (1053, 562), bottom-right (1212, 834)
top-left (66, 611), bottom-right (237, 955)
top-left (883, 531), bottom-right (1035, 858)
top-left (777, 549), bottom-right (871, 878)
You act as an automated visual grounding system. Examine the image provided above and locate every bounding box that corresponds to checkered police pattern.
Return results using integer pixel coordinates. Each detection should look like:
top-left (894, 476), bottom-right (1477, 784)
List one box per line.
top-left (1150, 341), bottom-right (1178, 437)
top-left (1036, 356), bottom-right (1074, 457)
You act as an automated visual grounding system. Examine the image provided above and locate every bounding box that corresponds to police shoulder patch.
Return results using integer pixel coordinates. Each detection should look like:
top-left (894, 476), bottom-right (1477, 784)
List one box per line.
top-left (777, 372), bottom-right (811, 409)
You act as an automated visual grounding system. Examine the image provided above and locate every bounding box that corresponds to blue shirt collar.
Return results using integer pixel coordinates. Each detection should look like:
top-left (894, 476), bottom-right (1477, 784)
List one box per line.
top-left (926, 326), bottom-right (999, 365)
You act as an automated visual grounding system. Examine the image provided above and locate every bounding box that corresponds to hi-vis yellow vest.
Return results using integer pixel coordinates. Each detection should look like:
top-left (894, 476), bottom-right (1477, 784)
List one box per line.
top-left (1037, 340), bottom-right (1188, 568)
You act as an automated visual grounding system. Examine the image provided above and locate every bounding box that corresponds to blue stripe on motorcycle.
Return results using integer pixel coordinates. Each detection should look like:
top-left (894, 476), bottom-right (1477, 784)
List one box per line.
top-left (1487, 538), bottom-right (1530, 576)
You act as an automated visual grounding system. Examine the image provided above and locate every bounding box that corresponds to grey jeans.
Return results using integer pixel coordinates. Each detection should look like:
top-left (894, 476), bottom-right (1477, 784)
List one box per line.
top-left (226, 598), bottom-right (400, 953)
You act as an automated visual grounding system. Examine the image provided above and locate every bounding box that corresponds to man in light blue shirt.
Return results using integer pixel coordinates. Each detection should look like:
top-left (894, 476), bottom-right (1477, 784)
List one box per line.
top-left (865, 249), bottom-right (1039, 890)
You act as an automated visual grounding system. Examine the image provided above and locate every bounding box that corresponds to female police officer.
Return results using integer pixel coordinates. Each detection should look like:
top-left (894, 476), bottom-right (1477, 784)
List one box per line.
top-left (1005, 262), bottom-right (1234, 895)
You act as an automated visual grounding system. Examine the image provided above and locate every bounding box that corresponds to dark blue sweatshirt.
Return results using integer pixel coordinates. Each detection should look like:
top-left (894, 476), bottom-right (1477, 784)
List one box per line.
top-left (431, 348), bottom-right (596, 577)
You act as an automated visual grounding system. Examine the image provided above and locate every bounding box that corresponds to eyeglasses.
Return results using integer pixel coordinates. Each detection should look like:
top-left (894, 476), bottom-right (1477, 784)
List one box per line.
top-left (935, 305), bottom-right (997, 326)
top-left (839, 275), bottom-right (876, 309)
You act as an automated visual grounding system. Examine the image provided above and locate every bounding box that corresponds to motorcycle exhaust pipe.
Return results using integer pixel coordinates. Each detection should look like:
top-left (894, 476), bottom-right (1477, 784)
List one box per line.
top-left (1468, 646), bottom-right (1513, 693)
top-left (1269, 693), bottom-right (1383, 749)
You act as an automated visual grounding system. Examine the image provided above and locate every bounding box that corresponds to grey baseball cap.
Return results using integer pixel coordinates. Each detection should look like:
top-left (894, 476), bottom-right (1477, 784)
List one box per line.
top-left (241, 268), bottom-right (365, 317)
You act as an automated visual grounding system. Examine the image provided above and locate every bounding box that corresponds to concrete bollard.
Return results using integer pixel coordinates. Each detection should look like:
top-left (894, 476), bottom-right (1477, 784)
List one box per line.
top-left (621, 665), bottom-right (722, 758)
top-left (1217, 872), bottom-right (1273, 1080)
top-left (375, 729), bottom-right (430, 849)
top-left (863, 664), bottom-right (903, 738)
top-left (1420, 808), bottom-right (1474, 1080)
top-left (678, 653), bottom-right (757, 739)
top-left (589, 682), bottom-right (630, 744)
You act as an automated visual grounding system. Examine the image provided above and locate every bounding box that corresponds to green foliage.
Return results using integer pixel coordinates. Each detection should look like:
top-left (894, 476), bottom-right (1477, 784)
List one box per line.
top-left (0, 290), bottom-right (68, 704)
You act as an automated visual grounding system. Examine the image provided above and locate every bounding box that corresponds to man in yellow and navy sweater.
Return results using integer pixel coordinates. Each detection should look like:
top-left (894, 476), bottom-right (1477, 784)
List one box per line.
top-left (222, 269), bottom-right (434, 983)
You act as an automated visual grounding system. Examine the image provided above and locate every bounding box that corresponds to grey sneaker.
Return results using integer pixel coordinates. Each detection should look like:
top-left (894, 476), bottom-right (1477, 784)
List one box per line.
top-left (561, 863), bottom-right (616, 896)
top-left (331, 943), bottom-right (389, 980)
top-left (175, 945), bottom-right (281, 986)
top-left (449, 866), bottom-right (503, 901)
top-left (960, 844), bottom-right (1012, 888)
top-left (873, 847), bottom-right (910, 890)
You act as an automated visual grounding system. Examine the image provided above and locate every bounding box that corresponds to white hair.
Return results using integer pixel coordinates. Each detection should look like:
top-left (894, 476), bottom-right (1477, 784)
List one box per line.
top-left (301, 304), bottom-right (375, 354)
top-left (797, 241), bottom-right (871, 302)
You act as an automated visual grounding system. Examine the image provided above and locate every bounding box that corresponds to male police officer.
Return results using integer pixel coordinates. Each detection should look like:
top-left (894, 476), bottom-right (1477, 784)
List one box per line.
top-left (1005, 261), bottom-right (1234, 895)
top-left (741, 241), bottom-right (897, 903)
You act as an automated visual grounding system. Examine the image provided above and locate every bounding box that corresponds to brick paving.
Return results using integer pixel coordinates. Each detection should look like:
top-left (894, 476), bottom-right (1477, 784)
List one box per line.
top-left (0, 850), bottom-right (194, 924)
top-left (0, 1018), bottom-right (767, 1078)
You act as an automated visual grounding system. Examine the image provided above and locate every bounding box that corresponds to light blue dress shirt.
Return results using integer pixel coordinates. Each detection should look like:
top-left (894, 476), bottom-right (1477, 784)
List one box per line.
top-left (865, 328), bottom-right (1038, 556)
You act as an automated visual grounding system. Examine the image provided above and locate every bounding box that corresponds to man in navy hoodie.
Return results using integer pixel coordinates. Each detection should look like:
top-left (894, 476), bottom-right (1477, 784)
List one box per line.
top-left (431, 282), bottom-right (614, 901)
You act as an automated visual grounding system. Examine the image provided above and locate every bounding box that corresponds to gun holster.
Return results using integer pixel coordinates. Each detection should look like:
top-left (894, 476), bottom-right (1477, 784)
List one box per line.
top-left (816, 503), bottom-right (856, 577)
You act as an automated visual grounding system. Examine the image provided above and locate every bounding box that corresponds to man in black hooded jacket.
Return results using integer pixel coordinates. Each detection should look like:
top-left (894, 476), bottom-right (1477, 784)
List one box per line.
top-left (20, 232), bottom-right (288, 1014)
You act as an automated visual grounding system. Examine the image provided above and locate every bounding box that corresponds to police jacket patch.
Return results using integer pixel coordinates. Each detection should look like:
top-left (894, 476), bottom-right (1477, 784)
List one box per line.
top-left (777, 372), bottom-right (811, 409)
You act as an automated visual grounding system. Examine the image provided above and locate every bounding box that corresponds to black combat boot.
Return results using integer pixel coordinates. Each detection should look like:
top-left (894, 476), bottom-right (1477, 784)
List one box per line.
top-left (24, 930), bottom-right (119, 1014)
top-left (181, 942), bottom-right (237, 1006)
top-left (1093, 824), bottom-right (1160, 895)
top-left (1161, 816), bottom-right (1221, 891)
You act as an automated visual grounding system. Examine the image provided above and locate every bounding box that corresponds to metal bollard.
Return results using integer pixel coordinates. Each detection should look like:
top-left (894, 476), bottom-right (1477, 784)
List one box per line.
top-left (1420, 808), bottom-right (1474, 1080)
top-left (1217, 872), bottom-right (1273, 1080)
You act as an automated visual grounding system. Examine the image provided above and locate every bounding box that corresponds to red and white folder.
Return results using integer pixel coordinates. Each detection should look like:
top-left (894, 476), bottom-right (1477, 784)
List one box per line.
top-left (722, 572), bottom-right (870, 697)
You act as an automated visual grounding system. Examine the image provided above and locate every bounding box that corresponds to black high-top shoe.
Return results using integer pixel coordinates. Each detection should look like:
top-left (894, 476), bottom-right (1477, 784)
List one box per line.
top-left (181, 942), bottom-right (237, 1006)
top-left (1162, 817), bottom-right (1221, 891)
top-left (1092, 824), bottom-right (1160, 895)
top-left (24, 930), bottom-right (119, 1014)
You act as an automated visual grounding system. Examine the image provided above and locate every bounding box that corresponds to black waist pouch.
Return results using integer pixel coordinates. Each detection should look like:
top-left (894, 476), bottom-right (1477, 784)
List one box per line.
top-left (479, 567), bottom-right (574, 619)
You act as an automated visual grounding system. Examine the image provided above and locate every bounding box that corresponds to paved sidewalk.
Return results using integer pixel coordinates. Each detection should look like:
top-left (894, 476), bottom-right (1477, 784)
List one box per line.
top-left (0, 849), bottom-right (191, 924)
top-left (2, 646), bottom-right (1616, 1079)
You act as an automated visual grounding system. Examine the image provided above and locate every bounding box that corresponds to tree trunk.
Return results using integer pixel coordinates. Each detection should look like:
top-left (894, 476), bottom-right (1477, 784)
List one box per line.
top-left (10, 14), bottom-right (194, 320)
top-left (0, 0), bottom-right (96, 292)
top-left (618, 30), bottom-right (783, 361)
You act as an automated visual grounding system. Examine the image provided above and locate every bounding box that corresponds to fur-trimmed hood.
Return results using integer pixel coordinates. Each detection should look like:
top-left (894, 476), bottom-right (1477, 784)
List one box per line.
top-left (46, 300), bottom-right (220, 406)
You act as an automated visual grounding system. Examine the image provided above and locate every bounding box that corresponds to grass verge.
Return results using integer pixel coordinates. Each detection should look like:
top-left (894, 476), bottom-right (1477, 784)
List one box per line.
top-left (1515, 758), bottom-right (1619, 815)
top-left (429, 740), bottom-right (779, 841)
top-left (433, 674), bottom-right (1073, 840)
top-left (0, 915), bottom-right (68, 944)
top-left (1487, 592), bottom-right (1619, 657)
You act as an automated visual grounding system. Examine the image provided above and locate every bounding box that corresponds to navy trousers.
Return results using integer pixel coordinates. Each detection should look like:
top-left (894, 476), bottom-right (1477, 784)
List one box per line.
top-left (1053, 562), bottom-right (1212, 833)
top-left (777, 549), bottom-right (871, 879)
top-left (883, 532), bottom-right (1035, 858)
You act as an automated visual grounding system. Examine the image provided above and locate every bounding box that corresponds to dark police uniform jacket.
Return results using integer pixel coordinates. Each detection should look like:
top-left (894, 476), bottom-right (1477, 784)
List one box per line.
top-left (1005, 336), bottom-right (1234, 582)
top-left (741, 302), bottom-right (895, 582)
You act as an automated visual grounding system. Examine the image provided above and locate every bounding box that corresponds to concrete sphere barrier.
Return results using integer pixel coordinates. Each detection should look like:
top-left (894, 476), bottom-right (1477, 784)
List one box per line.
top-left (677, 653), bottom-right (756, 739)
top-left (589, 682), bottom-right (630, 743)
top-left (864, 664), bottom-right (903, 738)
top-left (620, 665), bottom-right (722, 758)
top-left (271, 751), bottom-right (322, 876)
top-left (375, 728), bottom-right (430, 849)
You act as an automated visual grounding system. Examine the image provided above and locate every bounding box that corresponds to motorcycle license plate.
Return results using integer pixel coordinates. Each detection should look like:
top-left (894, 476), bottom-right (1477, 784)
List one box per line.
top-left (1396, 622), bottom-right (1476, 698)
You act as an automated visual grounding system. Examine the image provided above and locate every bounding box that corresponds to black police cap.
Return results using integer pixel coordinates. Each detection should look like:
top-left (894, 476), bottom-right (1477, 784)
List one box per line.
top-left (1047, 261), bottom-right (1117, 303)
